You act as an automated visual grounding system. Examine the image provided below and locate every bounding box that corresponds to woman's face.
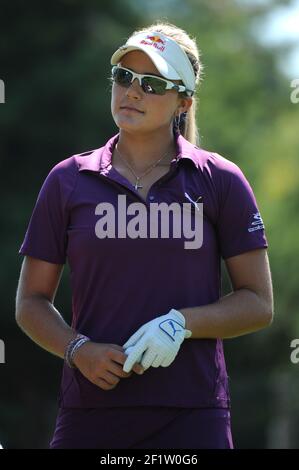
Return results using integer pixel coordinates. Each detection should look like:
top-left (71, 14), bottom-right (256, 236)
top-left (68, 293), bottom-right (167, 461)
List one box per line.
top-left (111, 50), bottom-right (191, 135)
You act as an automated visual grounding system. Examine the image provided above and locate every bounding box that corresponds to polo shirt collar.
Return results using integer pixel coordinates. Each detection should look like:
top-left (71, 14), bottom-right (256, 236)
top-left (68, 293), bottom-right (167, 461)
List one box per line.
top-left (77, 132), bottom-right (201, 173)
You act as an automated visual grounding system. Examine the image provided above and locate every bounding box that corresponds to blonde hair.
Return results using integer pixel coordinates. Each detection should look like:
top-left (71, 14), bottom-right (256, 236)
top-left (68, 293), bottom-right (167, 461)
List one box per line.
top-left (130, 21), bottom-right (203, 146)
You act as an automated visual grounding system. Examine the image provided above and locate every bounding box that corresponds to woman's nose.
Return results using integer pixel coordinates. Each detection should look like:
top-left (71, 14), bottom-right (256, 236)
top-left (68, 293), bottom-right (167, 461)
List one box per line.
top-left (126, 78), bottom-right (143, 98)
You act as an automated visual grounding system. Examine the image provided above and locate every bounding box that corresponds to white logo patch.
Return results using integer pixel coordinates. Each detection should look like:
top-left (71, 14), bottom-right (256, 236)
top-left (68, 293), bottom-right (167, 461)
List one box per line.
top-left (248, 212), bottom-right (264, 232)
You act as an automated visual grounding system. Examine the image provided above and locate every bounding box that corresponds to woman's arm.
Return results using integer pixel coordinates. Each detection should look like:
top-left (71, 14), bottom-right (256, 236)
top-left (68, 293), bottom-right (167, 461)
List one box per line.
top-left (179, 248), bottom-right (273, 339)
top-left (15, 256), bottom-right (143, 390)
top-left (16, 255), bottom-right (73, 357)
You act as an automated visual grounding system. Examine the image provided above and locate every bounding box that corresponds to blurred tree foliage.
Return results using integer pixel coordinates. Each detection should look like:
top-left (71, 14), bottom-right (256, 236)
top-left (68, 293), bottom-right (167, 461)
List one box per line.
top-left (0, 0), bottom-right (298, 449)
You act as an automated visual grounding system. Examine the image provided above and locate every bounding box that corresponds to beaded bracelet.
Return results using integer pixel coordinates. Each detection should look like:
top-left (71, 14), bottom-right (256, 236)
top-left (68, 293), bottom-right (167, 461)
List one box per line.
top-left (64, 333), bottom-right (91, 369)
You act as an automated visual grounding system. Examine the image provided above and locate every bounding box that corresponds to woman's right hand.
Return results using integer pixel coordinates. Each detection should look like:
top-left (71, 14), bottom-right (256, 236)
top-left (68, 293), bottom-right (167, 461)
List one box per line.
top-left (72, 341), bottom-right (144, 391)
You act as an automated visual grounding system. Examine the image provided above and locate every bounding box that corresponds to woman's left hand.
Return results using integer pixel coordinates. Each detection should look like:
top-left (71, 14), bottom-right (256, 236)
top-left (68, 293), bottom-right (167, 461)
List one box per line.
top-left (122, 309), bottom-right (192, 373)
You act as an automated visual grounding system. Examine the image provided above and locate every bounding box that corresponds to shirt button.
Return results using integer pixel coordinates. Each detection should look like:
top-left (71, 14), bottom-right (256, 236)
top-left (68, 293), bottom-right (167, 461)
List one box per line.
top-left (149, 195), bottom-right (155, 201)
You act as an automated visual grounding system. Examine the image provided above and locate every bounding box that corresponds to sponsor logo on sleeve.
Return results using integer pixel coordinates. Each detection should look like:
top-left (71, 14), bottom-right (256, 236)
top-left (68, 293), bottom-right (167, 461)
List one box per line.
top-left (248, 212), bottom-right (265, 232)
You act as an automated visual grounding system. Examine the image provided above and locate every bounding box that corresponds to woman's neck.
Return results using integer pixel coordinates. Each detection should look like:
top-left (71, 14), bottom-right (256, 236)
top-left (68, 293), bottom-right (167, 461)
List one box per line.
top-left (116, 129), bottom-right (178, 170)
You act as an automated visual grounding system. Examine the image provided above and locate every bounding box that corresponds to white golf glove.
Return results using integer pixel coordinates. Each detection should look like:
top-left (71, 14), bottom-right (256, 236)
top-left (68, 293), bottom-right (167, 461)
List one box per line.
top-left (122, 309), bottom-right (192, 373)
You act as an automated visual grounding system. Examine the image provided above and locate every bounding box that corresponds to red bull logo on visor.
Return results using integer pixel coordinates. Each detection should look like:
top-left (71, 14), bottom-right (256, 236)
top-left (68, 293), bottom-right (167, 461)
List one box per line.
top-left (140, 34), bottom-right (166, 52)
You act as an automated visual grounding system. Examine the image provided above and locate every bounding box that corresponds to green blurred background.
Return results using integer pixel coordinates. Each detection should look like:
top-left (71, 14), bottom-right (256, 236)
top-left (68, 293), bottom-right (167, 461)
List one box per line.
top-left (0, 0), bottom-right (298, 449)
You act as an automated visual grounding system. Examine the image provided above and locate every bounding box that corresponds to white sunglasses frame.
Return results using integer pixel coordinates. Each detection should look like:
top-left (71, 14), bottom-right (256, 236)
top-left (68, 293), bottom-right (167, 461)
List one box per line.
top-left (111, 65), bottom-right (193, 96)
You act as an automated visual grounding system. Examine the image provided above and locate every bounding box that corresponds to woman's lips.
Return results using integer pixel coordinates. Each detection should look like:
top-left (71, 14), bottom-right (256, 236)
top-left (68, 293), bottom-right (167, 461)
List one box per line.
top-left (120, 106), bottom-right (144, 113)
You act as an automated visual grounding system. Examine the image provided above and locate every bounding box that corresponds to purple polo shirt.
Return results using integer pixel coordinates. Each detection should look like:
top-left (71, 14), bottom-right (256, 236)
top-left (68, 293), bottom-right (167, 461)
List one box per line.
top-left (19, 132), bottom-right (268, 409)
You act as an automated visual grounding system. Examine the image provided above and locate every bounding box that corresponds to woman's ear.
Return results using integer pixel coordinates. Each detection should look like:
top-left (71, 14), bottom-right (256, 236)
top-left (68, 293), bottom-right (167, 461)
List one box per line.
top-left (177, 96), bottom-right (193, 115)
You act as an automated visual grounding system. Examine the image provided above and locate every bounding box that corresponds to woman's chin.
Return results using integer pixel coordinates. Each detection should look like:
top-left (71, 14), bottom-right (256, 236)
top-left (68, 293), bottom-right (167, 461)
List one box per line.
top-left (116, 119), bottom-right (147, 133)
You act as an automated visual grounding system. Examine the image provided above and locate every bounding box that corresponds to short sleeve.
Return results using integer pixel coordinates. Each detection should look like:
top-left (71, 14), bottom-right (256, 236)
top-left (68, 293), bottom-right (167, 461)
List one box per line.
top-left (215, 160), bottom-right (268, 260)
top-left (19, 159), bottom-right (77, 264)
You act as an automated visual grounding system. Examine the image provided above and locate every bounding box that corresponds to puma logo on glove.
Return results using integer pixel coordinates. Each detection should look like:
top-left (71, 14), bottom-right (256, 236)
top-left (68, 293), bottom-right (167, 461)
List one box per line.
top-left (159, 319), bottom-right (183, 340)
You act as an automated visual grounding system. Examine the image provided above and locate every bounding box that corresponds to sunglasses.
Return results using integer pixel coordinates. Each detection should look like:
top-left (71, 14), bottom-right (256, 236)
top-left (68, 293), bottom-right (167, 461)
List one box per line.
top-left (111, 66), bottom-right (193, 96)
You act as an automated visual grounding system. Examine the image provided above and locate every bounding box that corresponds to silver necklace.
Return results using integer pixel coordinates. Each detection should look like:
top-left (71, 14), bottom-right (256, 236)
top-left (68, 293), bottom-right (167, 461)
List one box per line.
top-left (115, 145), bottom-right (171, 190)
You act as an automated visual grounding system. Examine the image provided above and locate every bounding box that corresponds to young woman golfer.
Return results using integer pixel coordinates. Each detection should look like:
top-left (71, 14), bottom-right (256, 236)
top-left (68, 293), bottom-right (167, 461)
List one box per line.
top-left (16, 22), bottom-right (273, 449)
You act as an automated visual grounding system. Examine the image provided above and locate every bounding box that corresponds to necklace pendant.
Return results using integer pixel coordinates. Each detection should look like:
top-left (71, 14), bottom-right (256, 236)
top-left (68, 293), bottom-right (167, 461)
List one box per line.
top-left (134, 180), bottom-right (143, 190)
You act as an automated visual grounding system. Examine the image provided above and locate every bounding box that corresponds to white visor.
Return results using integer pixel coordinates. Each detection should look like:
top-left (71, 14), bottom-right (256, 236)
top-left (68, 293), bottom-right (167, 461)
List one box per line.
top-left (110, 31), bottom-right (196, 96)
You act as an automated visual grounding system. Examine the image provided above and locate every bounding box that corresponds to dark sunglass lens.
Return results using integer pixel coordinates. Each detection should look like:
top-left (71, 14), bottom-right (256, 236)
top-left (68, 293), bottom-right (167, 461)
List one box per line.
top-left (142, 77), bottom-right (167, 95)
top-left (113, 68), bottom-right (133, 87)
